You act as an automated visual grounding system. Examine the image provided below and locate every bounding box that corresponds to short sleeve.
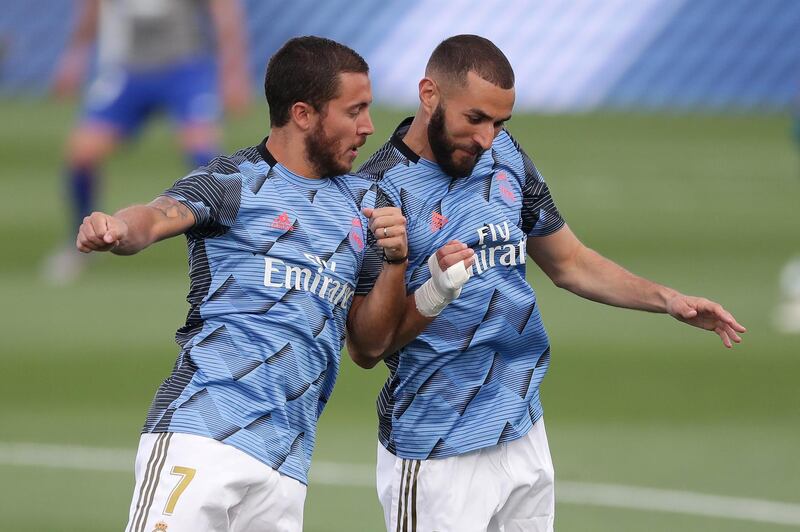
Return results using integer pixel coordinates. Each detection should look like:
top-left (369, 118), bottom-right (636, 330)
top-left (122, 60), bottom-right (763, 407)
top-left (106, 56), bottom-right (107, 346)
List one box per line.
top-left (519, 149), bottom-right (565, 237)
top-left (161, 168), bottom-right (242, 238)
top-left (355, 186), bottom-right (394, 295)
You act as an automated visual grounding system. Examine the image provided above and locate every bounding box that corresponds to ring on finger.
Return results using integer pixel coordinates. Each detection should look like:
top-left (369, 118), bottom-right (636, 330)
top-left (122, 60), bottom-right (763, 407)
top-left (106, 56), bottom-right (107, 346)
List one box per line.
top-left (383, 227), bottom-right (389, 238)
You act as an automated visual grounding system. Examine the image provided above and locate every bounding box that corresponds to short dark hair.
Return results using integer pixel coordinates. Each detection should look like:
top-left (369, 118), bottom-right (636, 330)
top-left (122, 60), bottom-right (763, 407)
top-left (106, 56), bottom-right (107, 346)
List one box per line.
top-left (264, 36), bottom-right (369, 127)
top-left (426, 34), bottom-right (514, 90)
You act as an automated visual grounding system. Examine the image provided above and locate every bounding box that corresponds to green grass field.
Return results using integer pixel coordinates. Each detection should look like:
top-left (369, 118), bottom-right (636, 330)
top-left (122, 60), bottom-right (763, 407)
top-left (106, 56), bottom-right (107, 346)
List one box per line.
top-left (0, 99), bottom-right (798, 531)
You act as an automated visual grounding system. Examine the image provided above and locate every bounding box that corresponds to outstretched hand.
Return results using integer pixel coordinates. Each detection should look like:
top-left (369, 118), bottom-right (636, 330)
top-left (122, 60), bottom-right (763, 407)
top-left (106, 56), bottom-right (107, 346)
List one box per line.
top-left (76, 212), bottom-right (129, 253)
top-left (666, 295), bottom-right (746, 348)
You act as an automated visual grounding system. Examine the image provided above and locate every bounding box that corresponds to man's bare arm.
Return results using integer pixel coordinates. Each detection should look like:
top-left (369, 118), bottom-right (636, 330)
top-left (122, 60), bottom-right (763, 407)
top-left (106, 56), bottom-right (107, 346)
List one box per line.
top-left (346, 207), bottom-right (409, 368)
top-left (208, 0), bottom-right (252, 114)
top-left (528, 225), bottom-right (746, 347)
top-left (52, 0), bottom-right (99, 97)
top-left (76, 196), bottom-right (196, 256)
top-left (346, 262), bottom-right (408, 369)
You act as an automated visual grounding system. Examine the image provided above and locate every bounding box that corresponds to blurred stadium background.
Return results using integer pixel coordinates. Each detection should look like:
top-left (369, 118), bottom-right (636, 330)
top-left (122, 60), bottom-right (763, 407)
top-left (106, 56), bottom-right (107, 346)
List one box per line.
top-left (1, 1), bottom-right (799, 530)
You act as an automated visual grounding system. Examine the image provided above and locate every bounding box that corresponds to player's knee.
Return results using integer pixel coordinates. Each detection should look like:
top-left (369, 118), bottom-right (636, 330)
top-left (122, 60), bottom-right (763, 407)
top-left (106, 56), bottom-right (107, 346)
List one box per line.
top-left (67, 128), bottom-right (118, 166)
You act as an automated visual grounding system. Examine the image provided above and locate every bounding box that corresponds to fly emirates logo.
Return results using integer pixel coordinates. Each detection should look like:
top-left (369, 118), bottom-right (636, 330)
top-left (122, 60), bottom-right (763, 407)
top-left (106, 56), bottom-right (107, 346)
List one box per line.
top-left (473, 221), bottom-right (526, 275)
top-left (263, 253), bottom-right (355, 309)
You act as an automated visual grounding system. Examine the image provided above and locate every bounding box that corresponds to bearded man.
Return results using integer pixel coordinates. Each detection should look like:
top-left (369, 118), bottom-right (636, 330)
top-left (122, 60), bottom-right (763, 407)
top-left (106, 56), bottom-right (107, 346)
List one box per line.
top-left (356, 34), bottom-right (745, 532)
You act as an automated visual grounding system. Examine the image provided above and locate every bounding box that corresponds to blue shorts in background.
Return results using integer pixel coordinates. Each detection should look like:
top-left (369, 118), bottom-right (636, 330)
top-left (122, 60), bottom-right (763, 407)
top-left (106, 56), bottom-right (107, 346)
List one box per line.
top-left (82, 56), bottom-right (221, 136)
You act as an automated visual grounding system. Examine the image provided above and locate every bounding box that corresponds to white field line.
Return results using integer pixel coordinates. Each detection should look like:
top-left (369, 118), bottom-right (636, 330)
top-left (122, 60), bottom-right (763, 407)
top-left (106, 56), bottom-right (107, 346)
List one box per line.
top-left (556, 481), bottom-right (800, 527)
top-left (1, 442), bottom-right (799, 527)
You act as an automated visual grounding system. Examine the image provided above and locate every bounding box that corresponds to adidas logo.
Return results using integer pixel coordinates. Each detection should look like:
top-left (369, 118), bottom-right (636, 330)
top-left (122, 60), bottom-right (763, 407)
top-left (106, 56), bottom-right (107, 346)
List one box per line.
top-left (431, 211), bottom-right (449, 232)
top-left (271, 212), bottom-right (294, 231)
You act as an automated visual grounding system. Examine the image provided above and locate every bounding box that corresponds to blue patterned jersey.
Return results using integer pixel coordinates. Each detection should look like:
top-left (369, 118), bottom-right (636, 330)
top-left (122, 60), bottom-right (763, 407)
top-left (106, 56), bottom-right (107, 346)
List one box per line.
top-left (143, 141), bottom-right (378, 484)
top-left (357, 118), bottom-right (565, 460)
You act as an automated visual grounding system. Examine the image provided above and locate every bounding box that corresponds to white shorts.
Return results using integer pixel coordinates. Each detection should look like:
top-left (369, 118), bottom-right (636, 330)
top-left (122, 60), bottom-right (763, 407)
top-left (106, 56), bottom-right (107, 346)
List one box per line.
top-left (377, 419), bottom-right (555, 532)
top-left (125, 432), bottom-right (306, 532)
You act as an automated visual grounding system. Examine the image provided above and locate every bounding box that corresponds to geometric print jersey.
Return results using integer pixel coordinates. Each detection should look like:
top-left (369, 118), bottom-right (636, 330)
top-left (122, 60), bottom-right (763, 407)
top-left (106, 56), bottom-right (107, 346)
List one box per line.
top-left (142, 140), bottom-right (377, 484)
top-left (357, 118), bottom-right (565, 460)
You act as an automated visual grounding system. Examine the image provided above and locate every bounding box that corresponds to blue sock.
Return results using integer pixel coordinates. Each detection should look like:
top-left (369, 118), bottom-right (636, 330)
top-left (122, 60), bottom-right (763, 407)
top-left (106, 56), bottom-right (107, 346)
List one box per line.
top-left (68, 165), bottom-right (97, 231)
top-left (188, 149), bottom-right (218, 168)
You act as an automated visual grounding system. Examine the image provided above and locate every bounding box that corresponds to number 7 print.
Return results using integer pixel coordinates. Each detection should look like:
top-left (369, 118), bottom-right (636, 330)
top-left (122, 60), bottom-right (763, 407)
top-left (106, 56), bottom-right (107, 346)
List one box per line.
top-left (163, 466), bottom-right (196, 515)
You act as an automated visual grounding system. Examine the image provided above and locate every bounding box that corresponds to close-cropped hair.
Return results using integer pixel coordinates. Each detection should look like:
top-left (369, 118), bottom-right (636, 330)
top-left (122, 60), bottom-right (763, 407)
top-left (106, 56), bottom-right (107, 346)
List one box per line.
top-left (426, 34), bottom-right (514, 89)
top-left (265, 36), bottom-right (369, 127)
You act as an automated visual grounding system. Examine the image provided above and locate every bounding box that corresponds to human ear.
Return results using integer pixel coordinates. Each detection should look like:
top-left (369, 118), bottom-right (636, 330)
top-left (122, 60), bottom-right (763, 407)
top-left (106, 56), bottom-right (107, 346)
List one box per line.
top-left (419, 77), bottom-right (439, 114)
top-left (290, 102), bottom-right (315, 131)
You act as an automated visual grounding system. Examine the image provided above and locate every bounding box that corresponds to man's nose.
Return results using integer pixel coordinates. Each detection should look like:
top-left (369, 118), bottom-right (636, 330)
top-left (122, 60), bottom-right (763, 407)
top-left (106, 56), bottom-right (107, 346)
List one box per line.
top-left (473, 123), bottom-right (494, 151)
top-left (358, 110), bottom-right (375, 136)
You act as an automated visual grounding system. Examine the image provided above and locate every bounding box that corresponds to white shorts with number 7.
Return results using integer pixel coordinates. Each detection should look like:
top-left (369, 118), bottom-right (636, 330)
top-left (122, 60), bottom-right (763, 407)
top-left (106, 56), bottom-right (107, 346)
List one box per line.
top-left (125, 432), bottom-right (306, 532)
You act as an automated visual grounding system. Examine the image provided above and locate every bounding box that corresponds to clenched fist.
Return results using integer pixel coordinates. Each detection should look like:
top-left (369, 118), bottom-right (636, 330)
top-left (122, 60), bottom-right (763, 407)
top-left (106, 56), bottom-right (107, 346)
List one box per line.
top-left (76, 211), bottom-right (128, 253)
top-left (363, 207), bottom-right (407, 262)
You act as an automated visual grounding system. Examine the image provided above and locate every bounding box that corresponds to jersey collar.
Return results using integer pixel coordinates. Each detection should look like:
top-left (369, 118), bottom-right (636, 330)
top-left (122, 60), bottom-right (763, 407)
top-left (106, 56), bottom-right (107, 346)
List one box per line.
top-left (390, 117), bottom-right (421, 163)
top-left (257, 137), bottom-right (278, 167)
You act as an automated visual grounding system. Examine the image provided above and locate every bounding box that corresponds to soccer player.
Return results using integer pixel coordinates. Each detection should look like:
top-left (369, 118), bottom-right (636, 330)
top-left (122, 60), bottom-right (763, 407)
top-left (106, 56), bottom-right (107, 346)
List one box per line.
top-left (774, 99), bottom-right (800, 332)
top-left (77, 37), bottom-right (407, 531)
top-left (45, 0), bottom-right (252, 283)
top-left (355, 35), bottom-right (747, 532)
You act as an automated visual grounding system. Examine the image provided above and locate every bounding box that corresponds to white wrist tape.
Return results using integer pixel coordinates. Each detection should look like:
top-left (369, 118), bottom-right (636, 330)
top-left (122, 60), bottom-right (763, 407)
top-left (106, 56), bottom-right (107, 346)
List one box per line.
top-left (414, 253), bottom-right (472, 317)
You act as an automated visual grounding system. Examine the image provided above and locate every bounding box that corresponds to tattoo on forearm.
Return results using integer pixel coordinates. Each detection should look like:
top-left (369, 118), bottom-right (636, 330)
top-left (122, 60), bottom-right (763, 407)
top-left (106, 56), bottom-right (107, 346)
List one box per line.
top-left (149, 196), bottom-right (191, 220)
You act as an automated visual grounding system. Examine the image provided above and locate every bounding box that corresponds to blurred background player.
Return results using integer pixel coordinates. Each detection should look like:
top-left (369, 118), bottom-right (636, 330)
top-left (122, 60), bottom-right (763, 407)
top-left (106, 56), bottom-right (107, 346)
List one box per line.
top-left (777, 258), bottom-right (800, 332)
top-left (774, 92), bottom-right (800, 332)
top-left (43, 0), bottom-right (252, 284)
